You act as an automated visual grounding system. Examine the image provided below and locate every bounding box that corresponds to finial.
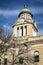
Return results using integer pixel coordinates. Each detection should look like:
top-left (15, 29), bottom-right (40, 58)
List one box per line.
top-left (24, 4), bottom-right (28, 9)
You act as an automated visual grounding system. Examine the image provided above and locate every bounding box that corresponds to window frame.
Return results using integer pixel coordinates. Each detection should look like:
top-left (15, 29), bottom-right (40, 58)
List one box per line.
top-left (34, 51), bottom-right (39, 62)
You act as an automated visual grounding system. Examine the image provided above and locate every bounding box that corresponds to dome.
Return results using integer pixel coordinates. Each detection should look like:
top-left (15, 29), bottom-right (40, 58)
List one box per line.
top-left (18, 4), bottom-right (33, 17)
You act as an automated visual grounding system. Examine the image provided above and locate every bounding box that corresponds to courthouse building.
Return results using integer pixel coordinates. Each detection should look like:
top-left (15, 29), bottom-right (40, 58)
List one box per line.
top-left (0, 5), bottom-right (43, 65)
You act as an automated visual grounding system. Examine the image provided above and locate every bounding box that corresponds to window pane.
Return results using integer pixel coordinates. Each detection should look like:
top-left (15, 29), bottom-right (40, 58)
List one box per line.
top-left (4, 58), bottom-right (7, 65)
top-left (34, 55), bottom-right (39, 62)
top-left (19, 57), bottom-right (23, 64)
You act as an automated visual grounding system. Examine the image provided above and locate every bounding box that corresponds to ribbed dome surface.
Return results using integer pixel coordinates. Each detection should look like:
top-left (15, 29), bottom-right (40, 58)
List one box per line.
top-left (18, 4), bottom-right (33, 17)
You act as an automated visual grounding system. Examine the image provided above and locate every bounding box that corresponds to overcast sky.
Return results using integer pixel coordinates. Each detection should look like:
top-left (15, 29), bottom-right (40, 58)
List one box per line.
top-left (0, 0), bottom-right (43, 35)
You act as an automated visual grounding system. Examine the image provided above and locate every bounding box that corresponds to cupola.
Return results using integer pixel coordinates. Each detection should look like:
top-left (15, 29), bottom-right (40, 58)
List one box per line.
top-left (18, 4), bottom-right (33, 18)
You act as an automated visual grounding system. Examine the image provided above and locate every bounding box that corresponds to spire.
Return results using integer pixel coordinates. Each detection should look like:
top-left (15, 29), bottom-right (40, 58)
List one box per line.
top-left (24, 4), bottom-right (28, 9)
top-left (18, 4), bottom-right (33, 18)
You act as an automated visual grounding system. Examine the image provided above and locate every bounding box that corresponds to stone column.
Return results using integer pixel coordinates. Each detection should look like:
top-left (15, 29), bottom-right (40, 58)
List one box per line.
top-left (19, 26), bottom-right (21, 36)
top-left (24, 26), bottom-right (27, 36)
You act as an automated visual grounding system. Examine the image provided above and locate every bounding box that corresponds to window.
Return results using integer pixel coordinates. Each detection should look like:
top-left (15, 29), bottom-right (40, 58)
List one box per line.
top-left (17, 27), bottom-right (19, 30)
top-left (19, 57), bottom-right (24, 64)
top-left (0, 59), bottom-right (1, 65)
top-left (21, 14), bottom-right (24, 18)
top-left (21, 26), bottom-right (23, 36)
top-left (34, 55), bottom-right (39, 62)
top-left (4, 58), bottom-right (7, 65)
top-left (17, 27), bottom-right (19, 36)
top-left (34, 51), bottom-right (39, 62)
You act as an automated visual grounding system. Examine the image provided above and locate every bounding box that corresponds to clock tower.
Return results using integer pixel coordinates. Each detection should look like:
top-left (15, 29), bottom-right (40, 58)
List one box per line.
top-left (12, 5), bottom-right (38, 37)
top-left (0, 4), bottom-right (43, 65)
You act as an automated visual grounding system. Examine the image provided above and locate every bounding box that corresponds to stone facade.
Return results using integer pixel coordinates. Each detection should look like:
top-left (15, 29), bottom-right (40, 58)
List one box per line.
top-left (0, 4), bottom-right (43, 65)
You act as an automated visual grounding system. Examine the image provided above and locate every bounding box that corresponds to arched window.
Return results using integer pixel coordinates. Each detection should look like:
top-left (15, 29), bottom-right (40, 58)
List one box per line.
top-left (17, 27), bottom-right (19, 36)
top-left (19, 57), bottom-right (24, 64)
top-left (21, 26), bottom-right (23, 36)
top-left (34, 51), bottom-right (39, 62)
top-left (4, 58), bottom-right (7, 65)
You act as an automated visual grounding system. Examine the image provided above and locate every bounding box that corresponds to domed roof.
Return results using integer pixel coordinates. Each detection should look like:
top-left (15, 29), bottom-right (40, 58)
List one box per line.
top-left (18, 4), bottom-right (33, 17)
